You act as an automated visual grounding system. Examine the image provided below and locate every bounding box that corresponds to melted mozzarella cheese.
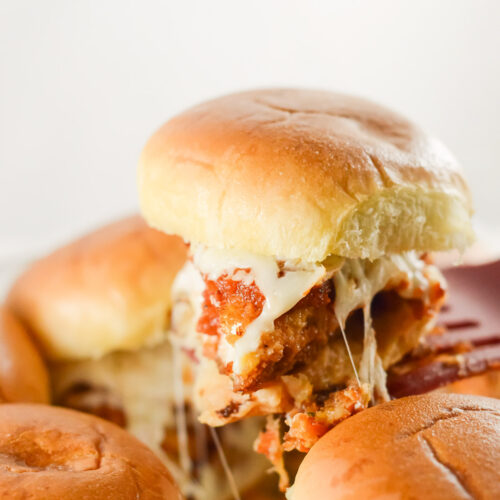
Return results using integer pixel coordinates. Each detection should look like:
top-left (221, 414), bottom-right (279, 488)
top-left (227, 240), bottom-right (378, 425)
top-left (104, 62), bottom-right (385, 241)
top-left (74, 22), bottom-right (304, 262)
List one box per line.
top-left (173, 246), bottom-right (441, 378)
top-left (51, 342), bottom-right (183, 475)
top-left (359, 305), bottom-right (389, 401)
top-left (333, 253), bottom-right (438, 398)
top-left (171, 260), bottom-right (206, 355)
top-left (191, 246), bottom-right (329, 372)
top-left (333, 252), bottom-right (432, 327)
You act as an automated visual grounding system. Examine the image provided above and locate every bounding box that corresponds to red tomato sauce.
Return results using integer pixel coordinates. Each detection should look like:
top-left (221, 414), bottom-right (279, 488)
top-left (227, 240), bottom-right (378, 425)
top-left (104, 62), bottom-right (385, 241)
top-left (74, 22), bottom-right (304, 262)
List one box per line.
top-left (196, 269), bottom-right (265, 342)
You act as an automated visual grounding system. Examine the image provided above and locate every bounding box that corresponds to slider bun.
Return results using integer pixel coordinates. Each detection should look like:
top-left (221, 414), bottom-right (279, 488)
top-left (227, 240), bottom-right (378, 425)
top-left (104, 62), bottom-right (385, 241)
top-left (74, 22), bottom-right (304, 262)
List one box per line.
top-left (0, 403), bottom-right (183, 499)
top-left (7, 216), bottom-right (187, 361)
top-left (443, 372), bottom-right (500, 399)
top-left (139, 88), bottom-right (473, 261)
top-left (0, 306), bottom-right (50, 404)
top-left (291, 393), bottom-right (500, 500)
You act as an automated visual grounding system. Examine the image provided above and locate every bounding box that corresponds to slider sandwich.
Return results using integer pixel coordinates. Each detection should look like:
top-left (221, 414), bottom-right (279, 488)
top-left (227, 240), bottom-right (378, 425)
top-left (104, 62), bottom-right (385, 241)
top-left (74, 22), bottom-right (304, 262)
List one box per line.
top-left (0, 404), bottom-right (183, 499)
top-left (290, 393), bottom-right (500, 500)
top-left (7, 216), bottom-right (272, 500)
top-left (0, 306), bottom-right (50, 404)
top-left (138, 88), bottom-right (481, 488)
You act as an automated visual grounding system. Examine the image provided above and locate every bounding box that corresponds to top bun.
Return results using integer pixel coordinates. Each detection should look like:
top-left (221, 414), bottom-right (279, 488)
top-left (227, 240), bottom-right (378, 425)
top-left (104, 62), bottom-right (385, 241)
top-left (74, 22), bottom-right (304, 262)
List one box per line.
top-left (0, 403), bottom-right (183, 499)
top-left (290, 393), bottom-right (500, 500)
top-left (7, 216), bottom-right (187, 361)
top-left (139, 88), bottom-right (473, 261)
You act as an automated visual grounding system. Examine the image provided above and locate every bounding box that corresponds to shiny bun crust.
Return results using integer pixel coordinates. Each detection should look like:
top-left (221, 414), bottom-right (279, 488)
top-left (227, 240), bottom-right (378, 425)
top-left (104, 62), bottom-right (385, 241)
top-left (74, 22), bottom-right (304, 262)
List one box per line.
top-left (0, 307), bottom-right (50, 404)
top-left (0, 404), bottom-right (182, 499)
top-left (291, 393), bottom-right (500, 500)
top-left (139, 88), bottom-right (473, 261)
top-left (7, 216), bottom-right (187, 361)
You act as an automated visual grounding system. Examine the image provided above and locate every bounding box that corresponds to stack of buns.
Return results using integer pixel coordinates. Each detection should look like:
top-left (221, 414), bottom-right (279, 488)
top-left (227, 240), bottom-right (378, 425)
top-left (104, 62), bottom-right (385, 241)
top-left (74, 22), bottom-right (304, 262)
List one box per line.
top-left (0, 265), bottom-right (182, 498)
top-left (6, 216), bottom-right (275, 500)
top-left (1, 88), bottom-right (499, 499)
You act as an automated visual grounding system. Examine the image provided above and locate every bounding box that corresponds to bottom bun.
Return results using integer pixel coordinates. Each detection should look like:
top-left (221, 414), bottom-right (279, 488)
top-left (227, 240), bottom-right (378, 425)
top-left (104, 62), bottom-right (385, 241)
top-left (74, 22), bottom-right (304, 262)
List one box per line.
top-left (290, 393), bottom-right (500, 500)
top-left (0, 404), bottom-right (183, 499)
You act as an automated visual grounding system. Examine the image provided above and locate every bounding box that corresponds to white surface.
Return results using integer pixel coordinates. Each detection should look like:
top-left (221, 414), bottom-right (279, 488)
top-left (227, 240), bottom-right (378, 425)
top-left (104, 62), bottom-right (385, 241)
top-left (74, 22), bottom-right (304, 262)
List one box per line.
top-left (1, 0), bottom-right (499, 263)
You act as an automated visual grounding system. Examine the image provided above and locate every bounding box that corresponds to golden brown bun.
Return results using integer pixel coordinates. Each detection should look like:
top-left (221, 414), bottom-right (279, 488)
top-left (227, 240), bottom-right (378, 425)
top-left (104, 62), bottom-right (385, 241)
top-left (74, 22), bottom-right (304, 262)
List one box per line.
top-left (0, 403), bottom-right (183, 500)
top-left (139, 88), bottom-right (473, 261)
top-left (442, 372), bottom-right (500, 399)
top-left (0, 307), bottom-right (50, 404)
top-left (7, 216), bottom-right (187, 361)
top-left (291, 393), bottom-right (500, 500)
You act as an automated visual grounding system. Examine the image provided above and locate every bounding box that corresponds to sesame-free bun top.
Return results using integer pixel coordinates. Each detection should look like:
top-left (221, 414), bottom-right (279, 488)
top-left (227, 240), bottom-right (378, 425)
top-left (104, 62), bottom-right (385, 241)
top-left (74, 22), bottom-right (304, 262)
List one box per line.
top-left (0, 307), bottom-right (50, 404)
top-left (0, 404), bottom-right (183, 500)
top-left (7, 216), bottom-right (187, 361)
top-left (139, 88), bottom-right (473, 261)
top-left (290, 393), bottom-right (500, 500)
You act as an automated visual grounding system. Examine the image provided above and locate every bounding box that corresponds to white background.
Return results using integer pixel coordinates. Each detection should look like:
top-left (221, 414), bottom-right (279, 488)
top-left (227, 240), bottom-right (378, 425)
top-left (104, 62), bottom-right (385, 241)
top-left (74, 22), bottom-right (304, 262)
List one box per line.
top-left (1, 0), bottom-right (499, 262)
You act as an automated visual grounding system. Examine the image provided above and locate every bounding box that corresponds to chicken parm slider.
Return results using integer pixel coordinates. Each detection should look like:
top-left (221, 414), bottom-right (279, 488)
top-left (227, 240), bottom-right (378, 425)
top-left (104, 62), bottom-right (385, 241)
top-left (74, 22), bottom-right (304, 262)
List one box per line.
top-left (290, 393), bottom-right (500, 500)
top-left (138, 89), bottom-right (474, 487)
top-left (0, 404), bottom-right (183, 500)
top-left (7, 216), bottom-right (270, 500)
top-left (0, 306), bottom-right (50, 404)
